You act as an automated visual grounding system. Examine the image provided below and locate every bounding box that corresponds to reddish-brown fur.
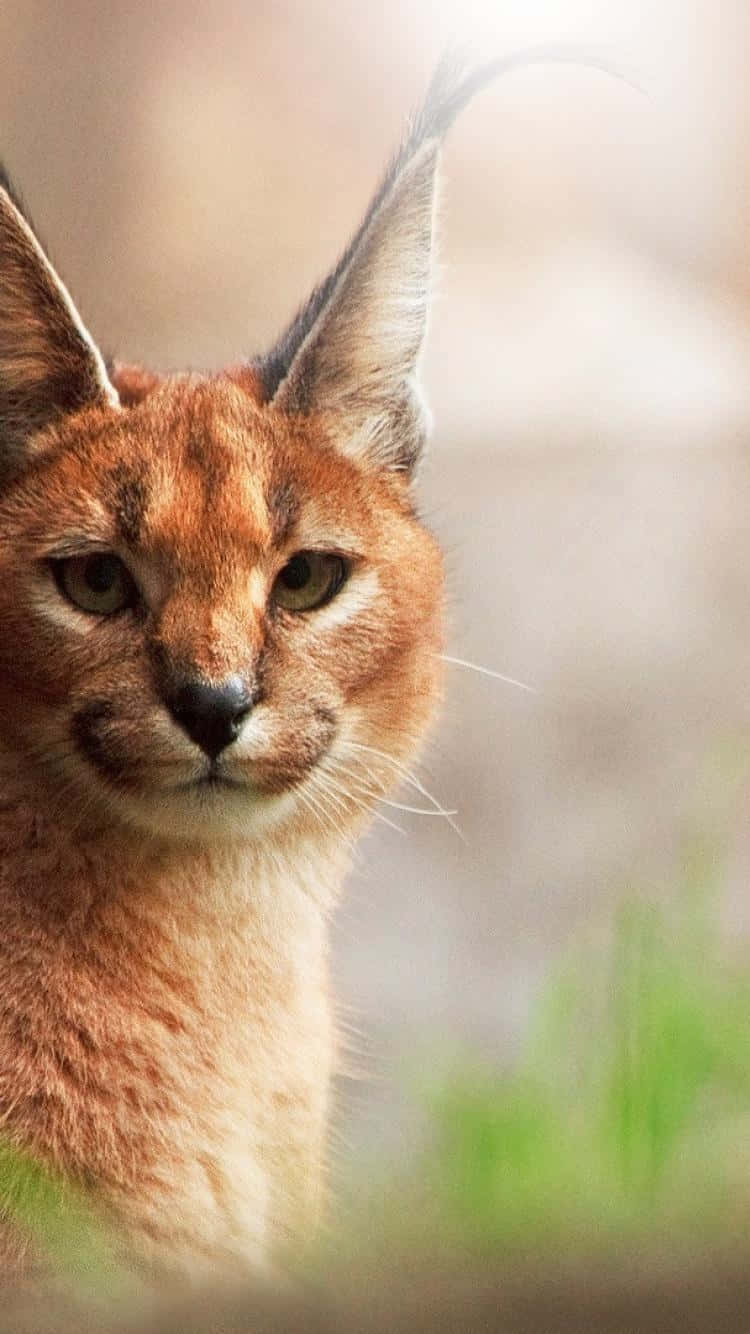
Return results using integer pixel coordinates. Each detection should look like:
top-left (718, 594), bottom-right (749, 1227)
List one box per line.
top-left (0, 369), bottom-right (442, 1279)
top-left (0, 63), bottom-right (482, 1281)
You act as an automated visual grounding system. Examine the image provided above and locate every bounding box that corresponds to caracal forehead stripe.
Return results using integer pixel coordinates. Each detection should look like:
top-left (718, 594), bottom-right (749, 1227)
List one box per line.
top-left (104, 394), bottom-right (281, 559)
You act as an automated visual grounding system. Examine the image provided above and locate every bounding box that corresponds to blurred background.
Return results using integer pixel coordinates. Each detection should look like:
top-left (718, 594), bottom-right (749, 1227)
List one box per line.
top-left (3, 1), bottom-right (750, 1184)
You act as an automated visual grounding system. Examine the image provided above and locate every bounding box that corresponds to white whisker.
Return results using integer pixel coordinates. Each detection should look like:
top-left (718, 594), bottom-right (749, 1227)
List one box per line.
top-left (313, 764), bottom-right (405, 837)
top-left (373, 797), bottom-right (458, 817)
top-left (440, 653), bottom-right (538, 695)
top-left (343, 740), bottom-right (465, 842)
top-left (297, 781), bottom-right (352, 845)
top-left (311, 768), bottom-right (379, 842)
top-left (326, 755), bottom-right (457, 820)
top-left (299, 777), bottom-right (352, 844)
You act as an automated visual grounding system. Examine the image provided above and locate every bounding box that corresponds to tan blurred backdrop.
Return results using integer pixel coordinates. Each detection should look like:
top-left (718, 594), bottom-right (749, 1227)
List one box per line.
top-left (3, 1), bottom-right (750, 1168)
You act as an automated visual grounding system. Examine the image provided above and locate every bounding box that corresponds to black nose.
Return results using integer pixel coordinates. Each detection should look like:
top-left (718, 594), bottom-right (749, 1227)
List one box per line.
top-left (168, 675), bottom-right (253, 760)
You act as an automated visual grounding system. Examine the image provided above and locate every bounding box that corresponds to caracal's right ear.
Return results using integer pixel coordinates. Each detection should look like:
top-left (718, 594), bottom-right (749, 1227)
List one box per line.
top-left (0, 170), bottom-right (118, 481)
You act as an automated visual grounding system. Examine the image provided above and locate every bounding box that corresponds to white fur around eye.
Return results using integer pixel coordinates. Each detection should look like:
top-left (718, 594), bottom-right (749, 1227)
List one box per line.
top-left (30, 585), bottom-right (100, 635)
top-left (307, 568), bottom-right (379, 631)
top-left (247, 568), bottom-right (268, 605)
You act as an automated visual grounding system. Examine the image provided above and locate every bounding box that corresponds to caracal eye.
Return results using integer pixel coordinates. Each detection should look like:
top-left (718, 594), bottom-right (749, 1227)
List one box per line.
top-left (272, 551), bottom-right (348, 612)
top-left (53, 553), bottom-right (138, 616)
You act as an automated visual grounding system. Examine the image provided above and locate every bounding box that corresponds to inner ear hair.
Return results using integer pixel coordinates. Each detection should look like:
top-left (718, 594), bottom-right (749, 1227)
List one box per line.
top-left (0, 166), bottom-right (118, 480)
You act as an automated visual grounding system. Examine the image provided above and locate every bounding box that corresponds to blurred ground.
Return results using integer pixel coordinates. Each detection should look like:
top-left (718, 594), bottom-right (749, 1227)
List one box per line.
top-left (2, 1), bottom-right (750, 1172)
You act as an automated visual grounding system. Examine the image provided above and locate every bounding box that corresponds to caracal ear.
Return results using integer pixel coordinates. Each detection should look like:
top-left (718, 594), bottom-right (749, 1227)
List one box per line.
top-left (262, 137), bottom-right (438, 476)
top-left (257, 59), bottom-right (525, 476)
top-left (254, 63), bottom-right (475, 478)
top-left (0, 170), bottom-right (118, 480)
top-left (253, 50), bottom-right (638, 477)
top-left (255, 61), bottom-right (490, 477)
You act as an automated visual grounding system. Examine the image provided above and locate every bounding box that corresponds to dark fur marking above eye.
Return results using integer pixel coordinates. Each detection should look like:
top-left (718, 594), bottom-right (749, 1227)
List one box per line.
top-left (111, 463), bottom-right (149, 547)
top-left (268, 480), bottom-right (299, 545)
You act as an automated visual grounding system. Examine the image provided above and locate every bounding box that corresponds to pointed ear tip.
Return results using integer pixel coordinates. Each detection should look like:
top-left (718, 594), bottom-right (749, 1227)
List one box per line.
top-left (0, 183), bottom-right (16, 217)
top-left (0, 166), bottom-right (29, 224)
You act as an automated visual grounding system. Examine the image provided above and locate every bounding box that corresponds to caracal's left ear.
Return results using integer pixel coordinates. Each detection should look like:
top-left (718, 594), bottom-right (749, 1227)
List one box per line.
top-left (0, 170), bottom-right (118, 480)
top-left (258, 139), bottom-right (437, 476)
top-left (253, 50), bottom-right (638, 477)
top-left (254, 60), bottom-right (509, 478)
